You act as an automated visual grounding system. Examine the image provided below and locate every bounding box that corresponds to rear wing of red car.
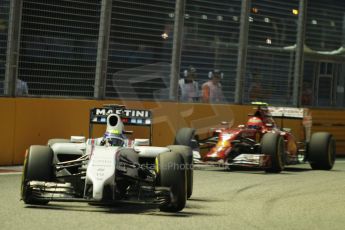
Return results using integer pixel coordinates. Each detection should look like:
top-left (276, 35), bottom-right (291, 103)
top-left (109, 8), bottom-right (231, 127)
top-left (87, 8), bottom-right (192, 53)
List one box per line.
top-left (268, 106), bottom-right (304, 119)
top-left (251, 102), bottom-right (305, 119)
top-left (88, 104), bottom-right (153, 143)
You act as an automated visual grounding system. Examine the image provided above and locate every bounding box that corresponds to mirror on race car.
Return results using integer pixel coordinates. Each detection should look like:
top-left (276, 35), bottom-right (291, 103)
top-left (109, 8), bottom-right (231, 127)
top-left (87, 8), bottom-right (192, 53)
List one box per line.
top-left (133, 139), bottom-right (150, 146)
top-left (70, 136), bottom-right (86, 143)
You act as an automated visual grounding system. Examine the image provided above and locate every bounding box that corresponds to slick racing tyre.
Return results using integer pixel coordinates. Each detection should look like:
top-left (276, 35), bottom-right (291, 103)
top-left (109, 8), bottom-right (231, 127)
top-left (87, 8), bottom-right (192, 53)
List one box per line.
top-left (21, 145), bottom-right (54, 205)
top-left (167, 145), bottom-right (193, 199)
top-left (174, 128), bottom-right (196, 146)
top-left (47, 138), bottom-right (70, 147)
top-left (156, 152), bottom-right (187, 212)
top-left (261, 132), bottom-right (285, 173)
top-left (308, 132), bottom-right (335, 170)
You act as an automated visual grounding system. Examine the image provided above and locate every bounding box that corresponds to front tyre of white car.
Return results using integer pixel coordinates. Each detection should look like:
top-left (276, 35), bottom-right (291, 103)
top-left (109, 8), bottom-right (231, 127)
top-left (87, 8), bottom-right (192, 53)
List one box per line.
top-left (156, 152), bottom-right (186, 212)
top-left (167, 145), bottom-right (193, 199)
top-left (21, 145), bottom-right (54, 205)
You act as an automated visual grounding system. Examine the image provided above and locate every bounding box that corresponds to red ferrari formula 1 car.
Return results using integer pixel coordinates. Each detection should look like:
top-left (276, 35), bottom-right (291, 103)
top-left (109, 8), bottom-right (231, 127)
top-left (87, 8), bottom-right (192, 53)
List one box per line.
top-left (201, 102), bottom-right (336, 173)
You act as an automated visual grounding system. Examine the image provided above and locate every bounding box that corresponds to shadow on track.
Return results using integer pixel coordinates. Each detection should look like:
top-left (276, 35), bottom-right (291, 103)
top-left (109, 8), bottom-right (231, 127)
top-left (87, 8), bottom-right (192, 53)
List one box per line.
top-left (195, 164), bottom-right (317, 174)
top-left (24, 201), bottom-right (214, 217)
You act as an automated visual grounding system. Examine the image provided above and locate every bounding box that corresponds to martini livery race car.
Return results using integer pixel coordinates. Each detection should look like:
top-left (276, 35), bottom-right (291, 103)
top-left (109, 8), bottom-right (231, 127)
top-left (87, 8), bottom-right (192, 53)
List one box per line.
top-left (21, 105), bottom-right (195, 212)
top-left (201, 102), bottom-right (336, 173)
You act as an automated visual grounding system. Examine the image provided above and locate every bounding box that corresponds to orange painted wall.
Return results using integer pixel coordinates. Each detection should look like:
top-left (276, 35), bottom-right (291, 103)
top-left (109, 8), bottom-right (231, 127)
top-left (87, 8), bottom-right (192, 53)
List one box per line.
top-left (0, 98), bottom-right (344, 166)
top-left (0, 99), bottom-right (16, 165)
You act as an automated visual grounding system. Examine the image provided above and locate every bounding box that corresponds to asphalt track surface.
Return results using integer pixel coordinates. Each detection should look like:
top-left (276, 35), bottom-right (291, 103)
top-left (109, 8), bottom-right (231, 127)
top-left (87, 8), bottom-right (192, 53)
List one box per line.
top-left (1, 161), bottom-right (345, 230)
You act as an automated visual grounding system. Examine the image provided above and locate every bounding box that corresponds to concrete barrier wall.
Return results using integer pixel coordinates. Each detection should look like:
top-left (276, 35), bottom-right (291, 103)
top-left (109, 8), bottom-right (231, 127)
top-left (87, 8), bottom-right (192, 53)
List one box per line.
top-left (0, 98), bottom-right (343, 166)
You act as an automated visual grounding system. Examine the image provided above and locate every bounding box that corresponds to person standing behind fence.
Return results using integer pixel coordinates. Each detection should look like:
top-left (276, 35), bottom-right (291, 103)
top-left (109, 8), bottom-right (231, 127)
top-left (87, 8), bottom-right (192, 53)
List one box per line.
top-left (178, 66), bottom-right (200, 102)
top-left (16, 78), bottom-right (29, 96)
top-left (202, 69), bottom-right (224, 103)
top-left (248, 73), bottom-right (264, 102)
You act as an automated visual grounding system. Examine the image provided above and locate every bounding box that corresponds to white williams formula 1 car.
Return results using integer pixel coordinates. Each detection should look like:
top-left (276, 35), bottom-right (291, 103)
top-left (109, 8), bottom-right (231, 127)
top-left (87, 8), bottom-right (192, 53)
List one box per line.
top-left (21, 105), bottom-right (195, 212)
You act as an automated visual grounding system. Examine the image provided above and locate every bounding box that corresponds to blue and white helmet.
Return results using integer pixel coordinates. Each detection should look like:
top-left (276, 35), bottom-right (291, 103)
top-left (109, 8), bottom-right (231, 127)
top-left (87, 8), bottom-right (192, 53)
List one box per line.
top-left (102, 114), bottom-right (126, 146)
top-left (103, 130), bottom-right (125, 146)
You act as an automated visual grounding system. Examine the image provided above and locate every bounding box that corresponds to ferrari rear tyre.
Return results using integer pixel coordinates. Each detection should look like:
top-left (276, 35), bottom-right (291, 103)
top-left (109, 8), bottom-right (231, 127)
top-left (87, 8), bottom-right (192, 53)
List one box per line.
top-left (167, 145), bottom-right (193, 199)
top-left (261, 132), bottom-right (285, 173)
top-left (308, 132), bottom-right (335, 170)
top-left (157, 152), bottom-right (186, 212)
top-left (21, 145), bottom-right (54, 205)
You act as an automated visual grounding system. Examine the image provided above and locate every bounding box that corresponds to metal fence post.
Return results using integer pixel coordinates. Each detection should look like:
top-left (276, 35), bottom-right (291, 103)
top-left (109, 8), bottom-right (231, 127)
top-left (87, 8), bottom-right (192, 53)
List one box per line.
top-left (234, 0), bottom-right (250, 104)
top-left (94, 0), bottom-right (113, 99)
top-left (292, 0), bottom-right (307, 107)
top-left (169, 0), bottom-right (185, 101)
top-left (4, 0), bottom-right (23, 97)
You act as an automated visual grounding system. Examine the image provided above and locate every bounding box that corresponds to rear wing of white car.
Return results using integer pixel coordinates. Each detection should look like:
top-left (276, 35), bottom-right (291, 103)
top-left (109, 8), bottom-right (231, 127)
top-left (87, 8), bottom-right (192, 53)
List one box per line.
top-left (88, 104), bottom-right (153, 144)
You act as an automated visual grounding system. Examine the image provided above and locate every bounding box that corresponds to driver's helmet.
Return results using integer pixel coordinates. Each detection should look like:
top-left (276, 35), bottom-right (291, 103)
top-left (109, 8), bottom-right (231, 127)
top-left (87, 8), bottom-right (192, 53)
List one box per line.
top-left (102, 130), bottom-right (125, 147)
top-left (246, 117), bottom-right (264, 130)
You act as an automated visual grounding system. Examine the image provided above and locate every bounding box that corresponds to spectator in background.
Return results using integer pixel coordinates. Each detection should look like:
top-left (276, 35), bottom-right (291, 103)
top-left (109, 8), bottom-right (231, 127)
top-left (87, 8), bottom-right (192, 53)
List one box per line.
top-left (0, 78), bottom-right (28, 96)
top-left (202, 69), bottom-right (224, 103)
top-left (16, 78), bottom-right (29, 96)
top-left (178, 66), bottom-right (200, 102)
top-left (248, 72), bottom-right (264, 102)
top-left (0, 81), bottom-right (3, 95)
top-left (301, 82), bottom-right (313, 105)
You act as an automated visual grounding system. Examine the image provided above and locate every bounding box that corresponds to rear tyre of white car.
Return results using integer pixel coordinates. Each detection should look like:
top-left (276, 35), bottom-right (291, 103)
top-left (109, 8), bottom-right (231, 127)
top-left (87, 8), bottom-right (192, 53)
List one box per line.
top-left (261, 132), bottom-right (285, 173)
top-left (157, 152), bottom-right (186, 212)
top-left (174, 128), bottom-right (195, 146)
top-left (167, 145), bottom-right (193, 199)
top-left (172, 127), bottom-right (195, 199)
top-left (21, 145), bottom-right (53, 204)
top-left (308, 132), bottom-right (335, 170)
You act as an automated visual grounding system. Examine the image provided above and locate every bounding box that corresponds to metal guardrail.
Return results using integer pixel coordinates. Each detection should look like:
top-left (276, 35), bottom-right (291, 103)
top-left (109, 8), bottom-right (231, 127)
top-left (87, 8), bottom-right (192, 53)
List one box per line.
top-left (0, 0), bottom-right (10, 95)
top-left (1, 0), bottom-right (345, 108)
top-left (17, 0), bottom-right (101, 97)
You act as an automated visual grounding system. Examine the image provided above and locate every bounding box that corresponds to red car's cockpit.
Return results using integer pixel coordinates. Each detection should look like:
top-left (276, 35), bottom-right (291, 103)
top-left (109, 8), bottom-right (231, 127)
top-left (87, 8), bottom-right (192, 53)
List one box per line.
top-left (246, 117), bottom-right (264, 130)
